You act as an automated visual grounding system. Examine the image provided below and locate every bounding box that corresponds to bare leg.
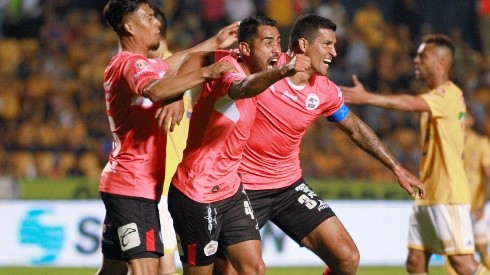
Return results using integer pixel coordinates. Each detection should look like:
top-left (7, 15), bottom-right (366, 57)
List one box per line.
top-left (213, 257), bottom-right (238, 275)
top-left (301, 216), bottom-right (359, 275)
top-left (158, 253), bottom-right (178, 275)
top-left (127, 257), bottom-right (160, 275)
top-left (96, 257), bottom-right (128, 275)
top-left (447, 254), bottom-right (479, 275)
top-left (225, 240), bottom-right (265, 275)
top-left (406, 249), bottom-right (431, 274)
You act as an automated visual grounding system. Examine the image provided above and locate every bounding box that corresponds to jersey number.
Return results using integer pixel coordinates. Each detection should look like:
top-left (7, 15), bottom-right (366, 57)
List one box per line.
top-left (298, 194), bottom-right (318, 209)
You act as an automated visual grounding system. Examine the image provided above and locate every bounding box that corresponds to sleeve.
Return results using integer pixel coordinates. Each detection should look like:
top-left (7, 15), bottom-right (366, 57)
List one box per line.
top-left (324, 82), bottom-right (346, 121)
top-left (124, 56), bottom-right (167, 96)
top-left (419, 88), bottom-right (456, 118)
top-left (214, 49), bottom-right (234, 61)
top-left (215, 56), bottom-right (245, 98)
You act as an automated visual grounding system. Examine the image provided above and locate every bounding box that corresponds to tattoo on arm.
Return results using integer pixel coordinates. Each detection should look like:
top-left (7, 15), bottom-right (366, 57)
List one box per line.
top-left (335, 113), bottom-right (398, 170)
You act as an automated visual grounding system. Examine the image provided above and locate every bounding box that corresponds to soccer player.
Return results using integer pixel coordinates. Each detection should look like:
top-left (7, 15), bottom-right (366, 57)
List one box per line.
top-left (444, 109), bottom-right (490, 274)
top-left (214, 14), bottom-right (425, 275)
top-left (463, 110), bottom-right (490, 269)
top-left (148, 8), bottom-right (239, 275)
top-left (340, 34), bottom-right (490, 274)
top-left (167, 15), bottom-right (310, 274)
top-left (98, 1), bottom-right (236, 274)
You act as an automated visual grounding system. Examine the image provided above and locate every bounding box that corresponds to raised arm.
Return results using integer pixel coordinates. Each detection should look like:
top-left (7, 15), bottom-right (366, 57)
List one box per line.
top-left (229, 54), bottom-right (310, 99)
top-left (339, 75), bottom-right (431, 113)
top-left (334, 111), bottom-right (426, 198)
top-left (165, 22), bottom-right (240, 75)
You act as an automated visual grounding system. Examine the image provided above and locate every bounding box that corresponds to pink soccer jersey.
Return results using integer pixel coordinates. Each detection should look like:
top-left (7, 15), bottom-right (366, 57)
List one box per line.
top-left (239, 74), bottom-right (345, 190)
top-left (100, 51), bottom-right (168, 201)
top-left (171, 55), bottom-right (257, 203)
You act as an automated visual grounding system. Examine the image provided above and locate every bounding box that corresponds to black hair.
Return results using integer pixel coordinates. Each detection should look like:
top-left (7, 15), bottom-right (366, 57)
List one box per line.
top-left (422, 34), bottom-right (455, 58)
top-left (103, 0), bottom-right (156, 36)
top-left (238, 15), bottom-right (277, 44)
top-left (289, 14), bottom-right (336, 51)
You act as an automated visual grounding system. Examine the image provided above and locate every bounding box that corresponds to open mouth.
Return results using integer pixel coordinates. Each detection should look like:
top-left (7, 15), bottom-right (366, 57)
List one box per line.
top-left (268, 56), bottom-right (279, 68)
top-left (323, 58), bottom-right (332, 66)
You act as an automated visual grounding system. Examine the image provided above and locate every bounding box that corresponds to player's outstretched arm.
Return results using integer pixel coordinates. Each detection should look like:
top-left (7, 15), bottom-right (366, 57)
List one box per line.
top-left (143, 61), bottom-right (235, 102)
top-left (335, 111), bottom-right (426, 198)
top-left (339, 75), bottom-right (430, 113)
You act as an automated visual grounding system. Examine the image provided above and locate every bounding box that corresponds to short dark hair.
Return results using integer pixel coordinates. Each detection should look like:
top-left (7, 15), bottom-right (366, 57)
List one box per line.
top-left (103, 0), bottom-right (156, 36)
top-left (289, 14), bottom-right (336, 51)
top-left (238, 15), bottom-right (277, 44)
top-left (423, 34), bottom-right (455, 58)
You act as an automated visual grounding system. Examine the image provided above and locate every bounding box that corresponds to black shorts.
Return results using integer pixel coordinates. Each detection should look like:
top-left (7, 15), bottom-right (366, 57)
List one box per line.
top-left (168, 184), bottom-right (261, 266)
top-left (247, 178), bottom-right (336, 245)
top-left (100, 192), bottom-right (163, 260)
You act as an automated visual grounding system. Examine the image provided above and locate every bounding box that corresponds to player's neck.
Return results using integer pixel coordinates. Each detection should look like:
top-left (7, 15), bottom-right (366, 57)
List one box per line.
top-left (120, 38), bottom-right (150, 57)
top-left (288, 71), bottom-right (311, 86)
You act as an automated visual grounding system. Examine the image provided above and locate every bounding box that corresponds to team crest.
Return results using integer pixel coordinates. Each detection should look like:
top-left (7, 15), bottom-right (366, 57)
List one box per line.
top-left (305, 93), bottom-right (320, 110)
top-left (134, 59), bottom-right (148, 70)
top-left (204, 240), bottom-right (218, 256)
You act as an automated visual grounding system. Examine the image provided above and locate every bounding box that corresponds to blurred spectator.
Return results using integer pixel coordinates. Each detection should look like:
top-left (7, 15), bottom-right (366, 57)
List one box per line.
top-left (315, 0), bottom-right (348, 40)
top-left (199, 0), bottom-right (228, 38)
top-left (225, 0), bottom-right (256, 23)
top-left (477, 0), bottom-right (490, 70)
top-left (3, 0), bottom-right (43, 38)
top-left (1, 0), bottom-right (488, 184)
top-left (391, 0), bottom-right (421, 45)
top-left (352, 1), bottom-right (386, 51)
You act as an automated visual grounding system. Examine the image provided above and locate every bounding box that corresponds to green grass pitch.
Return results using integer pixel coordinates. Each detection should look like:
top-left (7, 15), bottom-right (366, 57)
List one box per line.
top-left (0, 266), bottom-right (444, 274)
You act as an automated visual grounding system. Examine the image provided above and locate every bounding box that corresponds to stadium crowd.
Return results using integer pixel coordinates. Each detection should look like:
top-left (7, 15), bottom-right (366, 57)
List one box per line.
top-left (0, 0), bottom-right (488, 185)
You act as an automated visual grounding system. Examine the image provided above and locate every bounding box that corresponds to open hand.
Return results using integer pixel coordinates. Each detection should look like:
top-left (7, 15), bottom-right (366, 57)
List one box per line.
top-left (215, 21), bottom-right (240, 49)
top-left (338, 75), bottom-right (370, 105)
top-left (155, 99), bottom-right (184, 132)
top-left (203, 61), bottom-right (236, 79)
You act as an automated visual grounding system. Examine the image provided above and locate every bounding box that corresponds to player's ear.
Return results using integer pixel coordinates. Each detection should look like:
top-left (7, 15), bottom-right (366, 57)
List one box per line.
top-left (123, 21), bottom-right (135, 35)
top-left (239, 42), bottom-right (251, 57)
top-left (298, 38), bottom-right (308, 53)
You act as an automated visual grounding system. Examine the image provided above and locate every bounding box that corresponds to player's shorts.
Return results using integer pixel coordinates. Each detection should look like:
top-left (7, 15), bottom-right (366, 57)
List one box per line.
top-left (246, 178), bottom-right (336, 245)
top-left (159, 196), bottom-right (177, 255)
top-left (100, 192), bottom-right (163, 260)
top-left (408, 204), bottom-right (475, 255)
top-left (472, 211), bottom-right (489, 246)
top-left (167, 184), bottom-right (260, 266)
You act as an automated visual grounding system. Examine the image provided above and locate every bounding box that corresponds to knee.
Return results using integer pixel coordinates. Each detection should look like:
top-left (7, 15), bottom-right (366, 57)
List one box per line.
top-left (342, 247), bottom-right (360, 273)
top-left (237, 259), bottom-right (266, 275)
top-left (330, 245), bottom-right (359, 274)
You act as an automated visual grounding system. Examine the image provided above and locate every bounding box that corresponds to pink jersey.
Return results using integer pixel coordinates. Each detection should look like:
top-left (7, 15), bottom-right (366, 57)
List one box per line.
top-left (239, 74), bottom-right (344, 190)
top-left (171, 55), bottom-right (256, 203)
top-left (100, 51), bottom-right (168, 200)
